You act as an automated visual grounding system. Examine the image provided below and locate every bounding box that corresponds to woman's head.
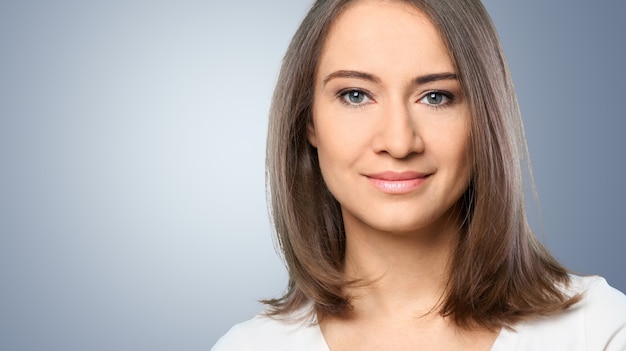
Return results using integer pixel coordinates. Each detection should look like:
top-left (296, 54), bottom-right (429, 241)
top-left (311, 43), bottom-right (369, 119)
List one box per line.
top-left (266, 0), bottom-right (572, 327)
top-left (309, 0), bottom-right (473, 238)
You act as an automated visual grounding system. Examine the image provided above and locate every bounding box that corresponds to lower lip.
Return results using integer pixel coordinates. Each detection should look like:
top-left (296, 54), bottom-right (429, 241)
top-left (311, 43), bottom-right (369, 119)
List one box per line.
top-left (367, 176), bottom-right (427, 194)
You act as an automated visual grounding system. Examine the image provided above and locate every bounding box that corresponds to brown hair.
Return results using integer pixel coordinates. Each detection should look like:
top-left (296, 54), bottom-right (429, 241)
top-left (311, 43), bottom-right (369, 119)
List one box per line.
top-left (264, 0), bottom-right (578, 329)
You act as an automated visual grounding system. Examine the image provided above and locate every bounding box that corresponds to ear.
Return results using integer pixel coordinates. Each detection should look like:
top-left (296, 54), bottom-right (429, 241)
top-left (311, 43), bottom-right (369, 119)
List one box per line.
top-left (307, 120), bottom-right (318, 148)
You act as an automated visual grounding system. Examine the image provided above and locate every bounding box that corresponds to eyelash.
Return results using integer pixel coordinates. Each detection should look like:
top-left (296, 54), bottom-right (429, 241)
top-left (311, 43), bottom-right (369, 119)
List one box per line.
top-left (336, 89), bottom-right (456, 109)
top-left (337, 88), bottom-right (374, 108)
top-left (419, 90), bottom-right (455, 110)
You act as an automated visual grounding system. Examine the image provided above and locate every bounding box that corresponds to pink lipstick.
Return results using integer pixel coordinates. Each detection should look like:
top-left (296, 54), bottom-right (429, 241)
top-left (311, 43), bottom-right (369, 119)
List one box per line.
top-left (366, 171), bottom-right (429, 194)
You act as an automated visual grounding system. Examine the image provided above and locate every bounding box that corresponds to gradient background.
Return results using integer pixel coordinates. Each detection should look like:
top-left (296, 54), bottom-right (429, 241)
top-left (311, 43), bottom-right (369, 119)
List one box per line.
top-left (0, 1), bottom-right (624, 350)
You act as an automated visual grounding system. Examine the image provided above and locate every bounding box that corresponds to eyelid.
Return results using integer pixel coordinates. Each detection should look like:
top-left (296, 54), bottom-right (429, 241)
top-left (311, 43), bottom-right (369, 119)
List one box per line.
top-left (417, 90), bottom-right (455, 108)
top-left (336, 88), bottom-right (375, 107)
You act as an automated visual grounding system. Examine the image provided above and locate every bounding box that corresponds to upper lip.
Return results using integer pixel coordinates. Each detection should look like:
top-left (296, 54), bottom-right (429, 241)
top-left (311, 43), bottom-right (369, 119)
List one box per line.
top-left (365, 171), bottom-right (430, 181)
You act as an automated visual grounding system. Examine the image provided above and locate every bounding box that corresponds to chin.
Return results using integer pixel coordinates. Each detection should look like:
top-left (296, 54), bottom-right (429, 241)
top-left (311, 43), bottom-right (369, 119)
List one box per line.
top-left (344, 204), bottom-right (464, 238)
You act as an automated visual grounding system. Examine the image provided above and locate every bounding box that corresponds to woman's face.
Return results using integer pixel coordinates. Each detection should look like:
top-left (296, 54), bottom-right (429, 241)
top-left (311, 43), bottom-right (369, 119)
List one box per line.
top-left (309, 0), bottom-right (472, 236)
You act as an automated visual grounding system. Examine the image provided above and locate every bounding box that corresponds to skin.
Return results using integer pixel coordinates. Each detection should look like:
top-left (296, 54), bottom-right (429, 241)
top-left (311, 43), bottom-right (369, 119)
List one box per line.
top-left (308, 0), bottom-right (499, 350)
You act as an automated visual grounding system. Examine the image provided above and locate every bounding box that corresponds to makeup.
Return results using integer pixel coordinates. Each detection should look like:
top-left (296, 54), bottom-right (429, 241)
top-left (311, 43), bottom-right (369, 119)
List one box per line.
top-left (366, 171), bottom-right (429, 194)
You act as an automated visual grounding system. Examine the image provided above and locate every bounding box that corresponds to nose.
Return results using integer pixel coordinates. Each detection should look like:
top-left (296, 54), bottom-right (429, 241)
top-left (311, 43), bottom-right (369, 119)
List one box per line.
top-left (372, 100), bottom-right (424, 158)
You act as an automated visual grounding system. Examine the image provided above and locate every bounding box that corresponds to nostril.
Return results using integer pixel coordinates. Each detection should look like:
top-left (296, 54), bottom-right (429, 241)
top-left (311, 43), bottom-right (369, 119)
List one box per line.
top-left (373, 119), bottom-right (423, 158)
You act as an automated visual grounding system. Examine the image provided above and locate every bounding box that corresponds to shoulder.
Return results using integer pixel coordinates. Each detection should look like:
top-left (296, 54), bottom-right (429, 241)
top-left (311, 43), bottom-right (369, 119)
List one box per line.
top-left (576, 275), bottom-right (626, 313)
top-left (575, 275), bottom-right (626, 349)
top-left (494, 275), bottom-right (626, 350)
top-left (211, 306), bottom-right (329, 351)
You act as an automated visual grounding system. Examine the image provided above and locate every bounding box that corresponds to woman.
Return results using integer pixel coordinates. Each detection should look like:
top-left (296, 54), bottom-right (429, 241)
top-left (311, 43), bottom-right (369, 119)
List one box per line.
top-left (213, 0), bottom-right (626, 349)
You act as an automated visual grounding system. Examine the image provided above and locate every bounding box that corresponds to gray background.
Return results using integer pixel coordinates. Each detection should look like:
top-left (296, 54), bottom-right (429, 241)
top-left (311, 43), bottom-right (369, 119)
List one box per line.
top-left (0, 1), bottom-right (623, 350)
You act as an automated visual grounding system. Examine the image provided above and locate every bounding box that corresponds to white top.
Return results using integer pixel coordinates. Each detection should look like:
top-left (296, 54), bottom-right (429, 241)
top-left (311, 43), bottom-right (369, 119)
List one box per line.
top-left (212, 275), bottom-right (626, 350)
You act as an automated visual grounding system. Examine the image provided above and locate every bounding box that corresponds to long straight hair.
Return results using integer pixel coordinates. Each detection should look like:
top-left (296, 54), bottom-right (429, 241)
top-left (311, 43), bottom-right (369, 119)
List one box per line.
top-left (264, 0), bottom-right (578, 329)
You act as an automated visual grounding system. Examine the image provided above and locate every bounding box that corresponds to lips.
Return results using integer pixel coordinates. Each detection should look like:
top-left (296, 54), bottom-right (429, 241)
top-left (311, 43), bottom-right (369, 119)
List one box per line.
top-left (365, 171), bottom-right (430, 194)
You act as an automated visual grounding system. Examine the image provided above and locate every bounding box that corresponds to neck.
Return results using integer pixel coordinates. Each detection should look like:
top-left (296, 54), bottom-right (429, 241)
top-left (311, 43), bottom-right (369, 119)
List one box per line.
top-left (341, 212), bottom-right (461, 319)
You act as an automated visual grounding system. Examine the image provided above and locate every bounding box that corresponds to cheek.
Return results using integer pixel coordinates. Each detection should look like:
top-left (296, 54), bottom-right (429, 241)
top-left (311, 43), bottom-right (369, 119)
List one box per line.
top-left (312, 110), bottom-right (371, 170)
top-left (456, 134), bottom-right (474, 188)
top-left (453, 127), bottom-right (472, 165)
top-left (315, 126), bottom-right (354, 174)
top-left (431, 117), bottom-right (473, 183)
top-left (455, 136), bottom-right (472, 178)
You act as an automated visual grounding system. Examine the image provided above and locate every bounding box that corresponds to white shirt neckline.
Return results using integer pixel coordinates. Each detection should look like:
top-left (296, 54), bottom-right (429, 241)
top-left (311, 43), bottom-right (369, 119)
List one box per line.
top-left (310, 318), bottom-right (511, 351)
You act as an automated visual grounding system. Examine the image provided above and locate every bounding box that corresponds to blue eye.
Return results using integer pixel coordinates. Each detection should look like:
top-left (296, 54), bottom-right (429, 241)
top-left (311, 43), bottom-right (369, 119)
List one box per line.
top-left (420, 91), bottom-right (451, 107)
top-left (339, 89), bottom-right (372, 106)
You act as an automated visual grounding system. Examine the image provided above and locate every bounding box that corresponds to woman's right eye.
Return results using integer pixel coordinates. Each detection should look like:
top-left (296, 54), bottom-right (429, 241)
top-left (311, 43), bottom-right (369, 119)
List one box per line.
top-left (338, 89), bottom-right (372, 106)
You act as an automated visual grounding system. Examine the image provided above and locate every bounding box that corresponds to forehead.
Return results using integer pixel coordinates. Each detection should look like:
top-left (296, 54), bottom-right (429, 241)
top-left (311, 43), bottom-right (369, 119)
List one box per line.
top-left (317, 0), bottom-right (454, 80)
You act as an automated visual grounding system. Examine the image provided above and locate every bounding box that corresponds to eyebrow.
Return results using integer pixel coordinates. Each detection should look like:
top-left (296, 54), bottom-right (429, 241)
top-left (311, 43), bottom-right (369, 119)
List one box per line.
top-left (323, 70), bottom-right (381, 85)
top-left (414, 72), bottom-right (458, 85)
top-left (322, 70), bottom-right (458, 86)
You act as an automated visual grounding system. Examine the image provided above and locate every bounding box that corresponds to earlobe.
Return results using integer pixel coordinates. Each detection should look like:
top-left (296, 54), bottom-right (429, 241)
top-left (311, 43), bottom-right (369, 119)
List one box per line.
top-left (307, 122), bottom-right (318, 148)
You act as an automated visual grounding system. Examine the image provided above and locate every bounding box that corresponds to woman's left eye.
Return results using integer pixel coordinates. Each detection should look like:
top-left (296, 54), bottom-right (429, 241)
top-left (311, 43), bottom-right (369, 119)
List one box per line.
top-left (419, 91), bottom-right (451, 107)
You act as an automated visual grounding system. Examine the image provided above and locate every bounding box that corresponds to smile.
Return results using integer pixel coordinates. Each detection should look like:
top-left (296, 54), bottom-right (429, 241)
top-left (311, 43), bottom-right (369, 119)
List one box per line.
top-left (365, 171), bottom-right (430, 194)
